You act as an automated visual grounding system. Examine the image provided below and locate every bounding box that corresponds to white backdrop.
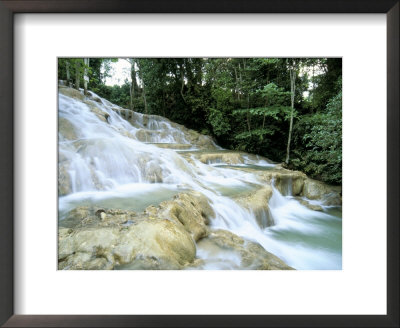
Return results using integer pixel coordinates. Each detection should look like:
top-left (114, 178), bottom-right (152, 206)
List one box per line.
top-left (14, 14), bottom-right (387, 315)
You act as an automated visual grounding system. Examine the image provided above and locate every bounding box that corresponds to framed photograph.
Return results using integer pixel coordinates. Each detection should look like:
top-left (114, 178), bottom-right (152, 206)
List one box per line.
top-left (1, 0), bottom-right (398, 327)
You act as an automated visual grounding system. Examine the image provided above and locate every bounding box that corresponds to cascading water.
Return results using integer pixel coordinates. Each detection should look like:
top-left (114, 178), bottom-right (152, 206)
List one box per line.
top-left (58, 87), bottom-right (342, 270)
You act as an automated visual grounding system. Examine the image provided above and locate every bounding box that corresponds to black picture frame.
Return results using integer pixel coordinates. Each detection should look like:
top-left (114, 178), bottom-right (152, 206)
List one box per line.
top-left (0, 1), bottom-right (398, 327)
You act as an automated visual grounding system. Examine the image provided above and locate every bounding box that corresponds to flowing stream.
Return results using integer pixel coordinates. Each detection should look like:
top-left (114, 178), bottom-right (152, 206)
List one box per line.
top-left (58, 88), bottom-right (342, 270)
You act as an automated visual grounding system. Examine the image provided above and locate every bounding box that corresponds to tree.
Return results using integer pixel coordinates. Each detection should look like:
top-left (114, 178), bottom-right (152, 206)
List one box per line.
top-left (83, 58), bottom-right (89, 95)
top-left (285, 60), bottom-right (297, 164)
top-left (122, 58), bottom-right (137, 110)
top-left (65, 60), bottom-right (71, 87)
top-left (74, 59), bottom-right (81, 90)
top-left (135, 59), bottom-right (148, 114)
top-left (291, 82), bottom-right (342, 184)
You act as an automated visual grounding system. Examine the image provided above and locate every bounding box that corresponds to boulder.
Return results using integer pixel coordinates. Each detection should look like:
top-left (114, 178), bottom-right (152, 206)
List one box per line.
top-left (266, 171), bottom-right (306, 196)
top-left (302, 178), bottom-right (342, 205)
top-left (58, 207), bottom-right (196, 270)
top-left (159, 191), bottom-right (215, 241)
top-left (235, 186), bottom-right (274, 228)
top-left (58, 190), bottom-right (215, 270)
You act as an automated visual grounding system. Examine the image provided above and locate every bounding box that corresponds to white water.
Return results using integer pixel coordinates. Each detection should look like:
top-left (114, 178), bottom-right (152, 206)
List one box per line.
top-left (58, 88), bottom-right (342, 270)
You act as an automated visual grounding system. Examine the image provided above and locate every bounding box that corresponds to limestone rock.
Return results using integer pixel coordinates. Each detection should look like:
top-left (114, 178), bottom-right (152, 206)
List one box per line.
top-left (199, 152), bottom-right (244, 165)
top-left (297, 199), bottom-right (324, 211)
top-left (58, 190), bottom-right (215, 270)
top-left (59, 86), bottom-right (85, 101)
top-left (111, 107), bottom-right (218, 149)
top-left (196, 230), bottom-right (293, 270)
top-left (83, 100), bottom-right (109, 123)
top-left (235, 186), bottom-right (274, 228)
top-left (159, 191), bottom-right (215, 241)
top-left (58, 209), bottom-right (196, 270)
top-left (135, 129), bottom-right (157, 142)
top-left (302, 178), bottom-right (342, 205)
top-left (58, 162), bottom-right (71, 196)
top-left (151, 143), bottom-right (192, 150)
top-left (59, 117), bottom-right (78, 141)
top-left (225, 166), bottom-right (306, 197)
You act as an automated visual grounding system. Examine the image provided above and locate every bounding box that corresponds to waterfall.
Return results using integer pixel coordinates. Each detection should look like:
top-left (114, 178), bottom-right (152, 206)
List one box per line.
top-left (58, 87), bottom-right (342, 270)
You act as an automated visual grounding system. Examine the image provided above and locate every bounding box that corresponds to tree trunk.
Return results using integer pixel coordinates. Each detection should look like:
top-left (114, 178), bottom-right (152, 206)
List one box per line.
top-left (238, 63), bottom-right (243, 103)
top-left (136, 60), bottom-right (148, 114)
top-left (285, 67), bottom-right (296, 164)
top-left (129, 59), bottom-right (135, 110)
top-left (246, 93), bottom-right (251, 132)
top-left (142, 81), bottom-right (148, 114)
top-left (162, 90), bottom-right (166, 117)
top-left (311, 63), bottom-right (315, 113)
top-left (179, 62), bottom-right (186, 104)
top-left (233, 66), bottom-right (240, 101)
top-left (66, 61), bottom-right (71, 87)
top-left (129, 83), bottom-right (133, 111)
top-left (262, 96), bottom-right (268, 129)
top-left (83, 58), bottom-right (89, 95)
top-left (74, 60), bottom-right (80, 90)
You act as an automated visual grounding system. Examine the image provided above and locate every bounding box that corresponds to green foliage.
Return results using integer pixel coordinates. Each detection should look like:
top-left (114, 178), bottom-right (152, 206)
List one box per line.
top-left (207, 108), bottom-right (231, 136)
top-left (291, 88), bottom-right (342, 184)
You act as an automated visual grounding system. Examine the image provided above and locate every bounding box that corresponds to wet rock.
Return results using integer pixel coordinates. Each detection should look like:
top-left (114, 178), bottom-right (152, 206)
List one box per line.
top-left (112, 108), bottom-right (217, 149)
top-left (225, 166), bottom-right (306, 197)
top-left (120, 108), bottom-right (133, 120)
top-left (135, 129), bottom-right (157, 142)
top-left (111, 104), bottom-right (217, 149)
top-left (151, 143), bottom-right (192, 150)
top-left (159, 191), bottom-right (215, 241)
top-left (235, 186), bottom-right (274, 228)
top-left (189, 134), bottom-right (217, 149)
top-left (58, 190), bottom-right (293, 270)
top-left (302, 178), bottom-right (342, 205)
top-left (322, 192), bottom-right (342, 206)
top-left (115, 255), bottom-right (181, 270)
top-left (59, 86), bottom-right (85, 101)
top-left (267, 171), bottom-right (305, 196)
top-left (59, 117), bottom-right (78, 141)
top-left (231, 165), bottom-right (339, 203)
top-left (196, 230), bottom-right (293, 270)
top-left (83, 101), bottom-right (109, 123)
top-left (119, 129), bottom-right (136, 139)
top-left (58, 212), bottom-right (196, 270)
top-left (89, 93), bottom-right (103, 103)
top-left (143, 160), bottom-right (164, 183)
top-left (58, 163), bottom-right (71, 196)
top-left (59, 87), bottom-right (110, 123)
top-left (199, 152), bottom-right (244, 165)
top-left (297, 199), bottom-right (324, 211)
top-left (58, 191), bottom-right (215, 270)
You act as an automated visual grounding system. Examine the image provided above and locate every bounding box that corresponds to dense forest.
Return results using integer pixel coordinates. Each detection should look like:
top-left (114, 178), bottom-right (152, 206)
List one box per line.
top-left (58, 58), bottom-right (342, 185)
